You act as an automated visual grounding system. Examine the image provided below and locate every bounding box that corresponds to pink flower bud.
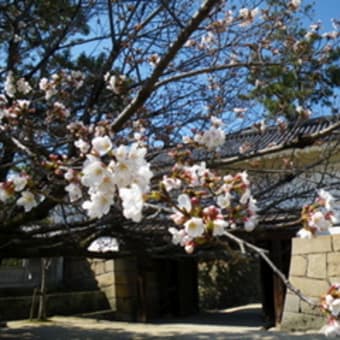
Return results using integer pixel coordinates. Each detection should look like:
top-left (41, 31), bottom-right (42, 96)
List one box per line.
top-left (185, 241), bottom-right (195, 254)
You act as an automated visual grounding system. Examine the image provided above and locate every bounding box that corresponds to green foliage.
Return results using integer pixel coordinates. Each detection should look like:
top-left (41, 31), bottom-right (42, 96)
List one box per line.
top-left (198, 256), bottom-right (261, 310)
top-left (242, 1), bottom-right (340, 121)
top-left (1, 258), bottom-right (23, 268)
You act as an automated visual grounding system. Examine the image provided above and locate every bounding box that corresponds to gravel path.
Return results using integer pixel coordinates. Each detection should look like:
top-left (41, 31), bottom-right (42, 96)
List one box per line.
top-left (0, 304), bottom-right (326, 339)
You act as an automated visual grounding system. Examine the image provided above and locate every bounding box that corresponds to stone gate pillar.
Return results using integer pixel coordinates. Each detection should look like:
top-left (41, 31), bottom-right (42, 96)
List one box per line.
top-left (281, 234), bottom-right (340, 331)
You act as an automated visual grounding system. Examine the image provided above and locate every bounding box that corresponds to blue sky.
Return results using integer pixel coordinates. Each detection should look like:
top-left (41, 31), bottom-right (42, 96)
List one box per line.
top-left (309, 0), bottom-right (340, 30)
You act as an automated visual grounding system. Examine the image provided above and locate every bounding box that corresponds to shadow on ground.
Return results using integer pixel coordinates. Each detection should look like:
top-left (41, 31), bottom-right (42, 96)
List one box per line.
top-left (0, 325), bottom-right (326, 340)
top-left (156, 305), bottom-right (264, 327)
top-left (0, 304), bottom-right (325, 340)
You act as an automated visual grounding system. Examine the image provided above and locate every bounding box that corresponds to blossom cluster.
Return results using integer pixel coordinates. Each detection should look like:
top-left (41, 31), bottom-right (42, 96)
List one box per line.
top-left (39, 70), bottom-right (84, 100)
top-left (185, 1), bottom-right (305, 52)
top-left (321, 284), bottom-right (340, 338)
top-left (4, 72), bottom-right (32, 98)
top-left (183, 116), bottom-right (226, 150)
top-left (160, 161), bottom-right (257, 254)
top-left (1, 71), bottom-right (153, 223)
top-left (67, 137), bottom-right (153, 222)
top-left (0, 172), bottom-right (38, 212)
top-left (297, 189), bottom-right (338, 239)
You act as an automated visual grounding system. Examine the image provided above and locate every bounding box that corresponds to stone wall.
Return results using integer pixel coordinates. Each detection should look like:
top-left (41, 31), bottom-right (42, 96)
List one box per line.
top-left (0, 290), bottom-right (109, 321)
top-left (0, 257), bottom-right (115, 320)
top-left (63, 257), bottom-right (116, 311)
top-left (88, 259), bottom-right (116, 310)
top-left (281, 234), bottom-right (340, 331)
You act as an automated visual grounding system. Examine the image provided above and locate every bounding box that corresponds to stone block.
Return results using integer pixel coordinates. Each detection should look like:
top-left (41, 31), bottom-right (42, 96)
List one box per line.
top-left (327, 252), bottom-right (340, 277)
top-left (300, 299), bottom-right (324, 316)
top-left (104, 260), bottom-right (114, 273)
top-left (329, 277), bottom-right (340, 285)
top-left (96, 272), bottom-right (114, 288)
top-left (102, 286), bottom-right (115, 299)
top-left (280, 311), bottom-right (325, 332)
top-left (290, 277), bottom-right (329, 297)
top-left (90, 260), bottom-right (105, 275)
top-left (289, 255), bottom-right (307, 276)
top-left (307, 253), bottom-right (326, 279)
top-left (283, 293), bottom-right (300, 313)
top-left (107, 297), bottom-right (116, 310)
top-left (292, 236), bottom-right (332, 255)
top-left (333, 235), bottom-right (340, 251)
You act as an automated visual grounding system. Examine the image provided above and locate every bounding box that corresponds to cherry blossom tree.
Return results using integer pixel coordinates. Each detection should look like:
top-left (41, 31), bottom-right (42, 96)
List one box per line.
top-left (1, 0), bottom-right (340, 333)
top-left (0, 0), bottom-right (339, 262)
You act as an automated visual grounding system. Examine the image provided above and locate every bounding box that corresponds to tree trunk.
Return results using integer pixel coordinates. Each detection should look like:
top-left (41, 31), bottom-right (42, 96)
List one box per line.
top-left (37, 258), bottom-right (48, 321)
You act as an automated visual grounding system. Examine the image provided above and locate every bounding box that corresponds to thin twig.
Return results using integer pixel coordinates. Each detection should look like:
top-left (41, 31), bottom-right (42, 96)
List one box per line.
top-left (222, 230), bottom-right (320, 308)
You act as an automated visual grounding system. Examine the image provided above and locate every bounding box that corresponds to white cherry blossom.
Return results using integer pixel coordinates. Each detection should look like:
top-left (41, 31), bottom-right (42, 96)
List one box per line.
top-left (0, 184), bottom-right (11, 202)
top-left (184, 217), bottom-right (205, 238)
top-left (9, 173), bottom-right (27, 192)
top-left (93, 174), bottom-right (116, 195)
top-left (17, 191), bottom-right (38, 212)
top-left (82, 192), bottom-right (113, 219)
top-left (65, 182), bottom-right (82, 202)
top-left (4, 71), bottom-right (16, 98)
top-left (290, 0), bottom-right (301, 10)
top-left (210, 116), bottom-right (223, 127)
top-left (170, 210), bottom-right (186, 225)
top-left (248, 197), bottom-right (258, 214)
top-left (64, 169), bottom-right (76, 181)
top-left (39, 77), bottom-right (57, 100)
top-left (74, 139), bottom-right (90, 154)
top-left (239, 171), bottom-right (250, 186)
top-left (212, 219), bottom-right (229, 236)
top-left (297, 228), bottom-right (313, 239)
top-left (217, 193), bottom-right (231, 209)
top-left (161, 176), bottom-right (181, 192)
top-left (91, 135), bottom-right (113, 156)
top-left (111, 143), bottom-right (152, 192)
top-left (244, 215), bottom-right (257, 232)
top-left (329, 298), bottom-right (340, 317)
top-left (168, 227), bottom-right (189, 246)
top-left (133, 165), bottom-right (153, 193)
top-left (318, 189), bottom-right (335, 211)
top-left (239, 7), bottom-right (259, 26)
top-left (240, 188), bottom-right (251, 204)
top-left (81, 159), bottom-right (108, 187)
top-left (309, 211), bottom-right (332, 231)
top-left (104, 73), bottom-right (126, 94)
top-left (119, 184), bottom-right (144, 222)
top-left (195, 126), bottom-right (225, 150)
top-left (183, 162), bottom-right (209, 186)
top-left (185, 242), bottom-right (195, 254)
top-left (16, 78), bottom-right (32, 94)
top-left (321, 319), bottom-right (340, 338)
top-left (16, 99), bottom-right (30, 111)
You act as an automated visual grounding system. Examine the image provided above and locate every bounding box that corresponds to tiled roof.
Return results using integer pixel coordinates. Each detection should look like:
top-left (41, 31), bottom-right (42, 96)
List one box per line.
top-left (152, 115), bottom-right (340, 168)
top-left (219, 115), bottom-right (340, 158)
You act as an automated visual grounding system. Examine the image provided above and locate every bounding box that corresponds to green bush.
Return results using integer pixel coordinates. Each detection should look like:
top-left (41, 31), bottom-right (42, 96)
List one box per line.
top-left (198, 255), bottom-right (261, 310)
